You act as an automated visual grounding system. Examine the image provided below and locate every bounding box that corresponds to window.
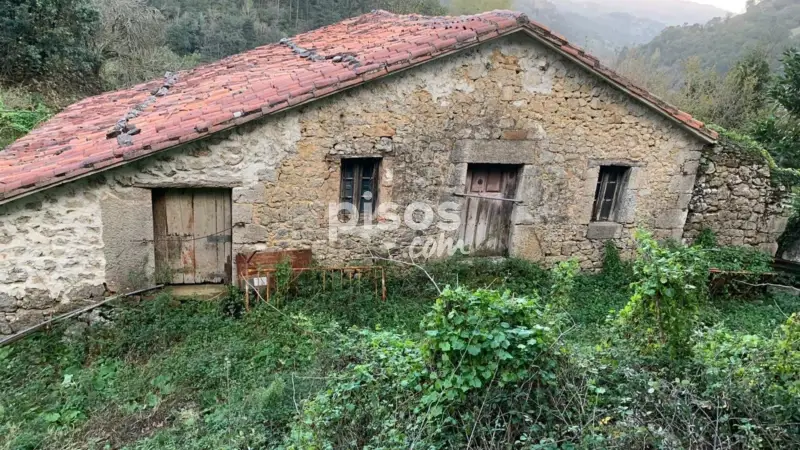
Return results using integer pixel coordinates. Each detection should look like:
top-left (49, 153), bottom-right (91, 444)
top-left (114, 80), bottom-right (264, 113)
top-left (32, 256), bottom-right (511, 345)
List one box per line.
top-left (340, 158), bottom-right (380, 215)
top-left (592, 166), bottom-right (630, 222)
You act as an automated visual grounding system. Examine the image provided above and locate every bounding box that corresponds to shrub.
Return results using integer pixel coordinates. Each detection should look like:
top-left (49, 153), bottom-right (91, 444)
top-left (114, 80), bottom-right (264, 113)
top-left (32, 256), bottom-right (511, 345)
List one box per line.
top-left (219, 285), bottom-right (245, 318)
top-left (0, 95), bottom-right (52, 148)
top-left (704, 245), bottom-right (774, 273)
top-left (287, 287), bottom-right (565, 448)
top-left (549, 258), bottom-right (580, 308)
top-left (690, 315), bottom-right (800, 447)
top-left (694, 227), bottom-right (718, 248)
top-left (420, 288), bottom-right (560, 395)
top-left (286, 329), bottom-right (426, 449)
top-left (618, 230), bottom-right (709, 358)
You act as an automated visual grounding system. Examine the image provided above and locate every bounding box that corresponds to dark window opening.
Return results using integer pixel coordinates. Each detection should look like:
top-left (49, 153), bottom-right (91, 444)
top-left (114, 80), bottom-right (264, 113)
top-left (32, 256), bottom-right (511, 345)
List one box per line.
top-left (340, 158), bottom-right (380, 218)
top-left (592, 166), bottom-right (630, 222)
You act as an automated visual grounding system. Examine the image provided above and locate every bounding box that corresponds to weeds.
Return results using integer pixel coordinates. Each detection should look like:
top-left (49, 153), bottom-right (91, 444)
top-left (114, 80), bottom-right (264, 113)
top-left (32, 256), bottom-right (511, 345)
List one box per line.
top-left (0, 252), bottom-right (798, 449)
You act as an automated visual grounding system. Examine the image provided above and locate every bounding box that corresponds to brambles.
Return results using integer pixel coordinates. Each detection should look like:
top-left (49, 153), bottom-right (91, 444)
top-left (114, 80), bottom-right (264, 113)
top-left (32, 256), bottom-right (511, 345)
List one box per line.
top-left (2, 250), bottom-right (798, 449)
top-left (288, 287), bottom-right (565, 448)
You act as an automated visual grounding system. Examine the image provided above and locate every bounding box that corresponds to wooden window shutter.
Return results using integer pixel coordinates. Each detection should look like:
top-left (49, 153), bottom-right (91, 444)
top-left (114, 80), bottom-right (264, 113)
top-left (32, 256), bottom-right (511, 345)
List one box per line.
top-left (340, 158), bottom-right (380, 217)
top-left (592, 166), bottom-right (629, 222)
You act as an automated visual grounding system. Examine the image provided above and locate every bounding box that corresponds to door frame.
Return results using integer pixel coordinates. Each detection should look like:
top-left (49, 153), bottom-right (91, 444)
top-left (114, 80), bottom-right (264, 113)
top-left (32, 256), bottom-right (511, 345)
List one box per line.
top-left (152, 187), bottom-right (233, 285)
top-left (458, 163), bottom-right (522, 256)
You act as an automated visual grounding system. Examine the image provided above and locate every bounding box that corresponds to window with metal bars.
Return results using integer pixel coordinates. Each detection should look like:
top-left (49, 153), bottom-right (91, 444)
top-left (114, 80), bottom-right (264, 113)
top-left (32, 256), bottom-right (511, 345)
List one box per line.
top-left (591, 166), bottom-right (630, 222)
top-left (340, 158), bottom-right (380, 217)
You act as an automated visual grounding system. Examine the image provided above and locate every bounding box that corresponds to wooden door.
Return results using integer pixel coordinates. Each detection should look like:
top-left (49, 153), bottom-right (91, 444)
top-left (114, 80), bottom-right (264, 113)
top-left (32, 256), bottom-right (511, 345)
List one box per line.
top-left (153, 188), bottom-right (232, 284)
top-left (459, 165), bottom-right (520, 256)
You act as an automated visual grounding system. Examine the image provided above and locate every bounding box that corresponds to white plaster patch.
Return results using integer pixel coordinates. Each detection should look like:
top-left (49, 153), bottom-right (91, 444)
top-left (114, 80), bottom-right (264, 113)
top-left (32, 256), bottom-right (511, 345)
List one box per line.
top-left (0, 181), bottom-right (107, 302)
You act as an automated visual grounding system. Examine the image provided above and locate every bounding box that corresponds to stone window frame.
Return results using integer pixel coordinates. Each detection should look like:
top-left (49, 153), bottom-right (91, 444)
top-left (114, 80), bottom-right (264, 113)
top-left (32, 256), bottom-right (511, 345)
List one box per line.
top-left (585, 159), bottom-right (643, 240)
top-left (339, 157), bottom-right (381, 222)
top-left (591, 165), bottom-right (631, 223)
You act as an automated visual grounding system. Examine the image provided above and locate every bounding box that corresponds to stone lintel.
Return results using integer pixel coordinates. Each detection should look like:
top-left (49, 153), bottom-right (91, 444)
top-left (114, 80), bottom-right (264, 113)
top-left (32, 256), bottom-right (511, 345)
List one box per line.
top-left (452, 140), bottom-right (539, 164)
top-left (587, 158), bottom-right (644, 168)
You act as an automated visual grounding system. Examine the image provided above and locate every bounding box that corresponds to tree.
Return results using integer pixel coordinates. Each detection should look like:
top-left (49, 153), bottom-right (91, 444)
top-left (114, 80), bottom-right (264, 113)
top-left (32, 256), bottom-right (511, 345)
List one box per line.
top-left (753, 49), bottom-right (800, 168)
top-left (0, 0), bottom-right (101, 92)
top-left (93, 0), bottom-right (201, 89)
top-left (771, 48), bottom-right (800, 116)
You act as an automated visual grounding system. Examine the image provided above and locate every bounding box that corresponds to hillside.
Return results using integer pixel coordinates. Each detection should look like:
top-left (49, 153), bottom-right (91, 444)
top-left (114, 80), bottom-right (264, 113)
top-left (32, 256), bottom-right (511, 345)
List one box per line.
top-left (514, 0), bottom-right (728, 63)
top-left (621, 0), bottom-right (800, 78)
top-left (556, 0), bottom-right (729, 26)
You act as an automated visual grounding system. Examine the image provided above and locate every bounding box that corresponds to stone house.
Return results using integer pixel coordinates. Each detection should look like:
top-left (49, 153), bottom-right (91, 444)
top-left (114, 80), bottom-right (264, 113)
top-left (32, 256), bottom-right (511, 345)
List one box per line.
top-left (0, 11), bottom-right (788, 335)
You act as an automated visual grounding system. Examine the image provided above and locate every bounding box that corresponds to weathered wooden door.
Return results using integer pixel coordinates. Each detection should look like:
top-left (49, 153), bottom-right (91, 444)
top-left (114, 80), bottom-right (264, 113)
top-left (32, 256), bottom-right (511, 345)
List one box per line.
top-left (153, 188), bottom-right (232, 284)
top-left (459, 165), bottom-right (520, 256)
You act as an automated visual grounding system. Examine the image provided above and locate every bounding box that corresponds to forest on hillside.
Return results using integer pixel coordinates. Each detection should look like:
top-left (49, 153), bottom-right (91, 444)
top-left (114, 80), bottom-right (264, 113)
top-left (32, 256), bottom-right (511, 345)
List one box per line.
top-left (619, 0), bottom-right (800, 80)
top-left (610, 0), bottom-right (800, 183)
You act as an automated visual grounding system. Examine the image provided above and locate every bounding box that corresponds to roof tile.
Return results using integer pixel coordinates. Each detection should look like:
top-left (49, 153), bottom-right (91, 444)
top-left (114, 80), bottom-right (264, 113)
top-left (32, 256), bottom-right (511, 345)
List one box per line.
top-left (0, 9), bottom-right (716, 203)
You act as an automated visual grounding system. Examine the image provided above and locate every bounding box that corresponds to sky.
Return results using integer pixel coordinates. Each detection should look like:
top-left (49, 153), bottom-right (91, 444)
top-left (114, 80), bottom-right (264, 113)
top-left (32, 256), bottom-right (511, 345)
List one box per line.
top-left (690, 0), bottom-right (747, 13)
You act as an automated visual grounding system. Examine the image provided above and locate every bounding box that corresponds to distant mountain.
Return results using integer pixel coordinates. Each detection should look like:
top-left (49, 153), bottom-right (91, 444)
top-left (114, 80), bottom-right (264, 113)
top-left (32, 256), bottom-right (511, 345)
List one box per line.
top-left (512, 0), bottom-right (728, 63)
top-left (555, 0), bottom-right (729, 26)
top-left (621, 0), bottom-right (800, 78)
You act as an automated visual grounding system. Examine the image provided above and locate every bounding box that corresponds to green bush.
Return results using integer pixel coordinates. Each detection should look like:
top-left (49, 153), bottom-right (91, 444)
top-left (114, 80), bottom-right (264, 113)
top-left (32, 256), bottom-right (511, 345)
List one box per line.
top-left (694, 227), bottom-right (718, 248)
top-left (550, 258), bottom-right (580, 308)
top-left (704, 245), bottom-right (774, 273)
top-left (288, 287), bottom-right (565, 448)
top-left (420, 288), bottom-right (560, 393)
top-left (690, 314), bottom-right (800, 447)
top-left (0, 96), bottom-right (52, 148)
top-left (618, 230), bottom-right (710, 358)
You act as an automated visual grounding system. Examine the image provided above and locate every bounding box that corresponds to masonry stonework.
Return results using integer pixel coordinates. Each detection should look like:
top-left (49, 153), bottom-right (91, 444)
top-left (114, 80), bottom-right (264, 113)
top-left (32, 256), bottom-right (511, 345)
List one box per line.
top-left (683, 144), bottom-right (791, 254)
top-left (1, 34), bottom-right (710, 334)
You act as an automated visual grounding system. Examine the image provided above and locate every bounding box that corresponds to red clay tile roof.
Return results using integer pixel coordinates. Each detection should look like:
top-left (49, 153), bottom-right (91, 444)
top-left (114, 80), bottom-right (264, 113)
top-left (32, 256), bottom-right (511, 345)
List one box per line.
top-left (0, 10), bottom-right (717, 204)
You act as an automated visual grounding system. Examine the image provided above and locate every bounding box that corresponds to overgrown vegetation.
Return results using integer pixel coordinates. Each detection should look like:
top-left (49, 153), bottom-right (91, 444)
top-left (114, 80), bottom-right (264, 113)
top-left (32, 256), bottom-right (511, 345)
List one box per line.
top-left (0, 89), bottom-right (54, 148)
top-left (1, 235), bottom-right (798, 449)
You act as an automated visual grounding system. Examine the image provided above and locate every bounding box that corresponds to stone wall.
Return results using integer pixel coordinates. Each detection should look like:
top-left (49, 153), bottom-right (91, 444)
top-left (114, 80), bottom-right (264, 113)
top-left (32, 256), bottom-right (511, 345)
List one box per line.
top-left (0, 115), bottom-right (302, 335)
top-left (1, 33), bottom-right (709, 335)
top-left (683, 144), bottom-right (790, 254)
top-left (253, 34), bottom-right (706, 267)
top-left (0, 180), bottom-right (107, 334)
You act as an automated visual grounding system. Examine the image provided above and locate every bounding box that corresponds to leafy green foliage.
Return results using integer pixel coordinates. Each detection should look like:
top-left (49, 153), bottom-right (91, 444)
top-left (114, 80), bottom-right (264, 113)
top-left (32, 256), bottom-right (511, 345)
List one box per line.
top-left (0, 97), bottom-right (51, 148)
top-left (219, 285), bottom-right (245, 318)
top-left (549, 258), bottom-right (580, 308)
top-left (0, 0), bottom-right (101, 91)
top-left (694, 227), bottom-right (718, 248)
top-left (285, 329), bottom-right (426, 449)
top-left (772, 48), bottom-right (800, 117)
top-left (671, 51), bottom-right (773, 130)
top-left (421, 288), bottom-right (559, 393)
top-left (289, 286), bottom-right (565, 448)
top-left (601, 240), bottom-right (629, 280)
top-left (689, 314), bottom-right (800, 446)
top-left (2, 254), bottom-right (798, 449)
top-left (750, 49), bottom-right (800, 171)
top-left (705, 245), bottom-right (774, 273)
top-left (618, 230), bottom-right (710, 357)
